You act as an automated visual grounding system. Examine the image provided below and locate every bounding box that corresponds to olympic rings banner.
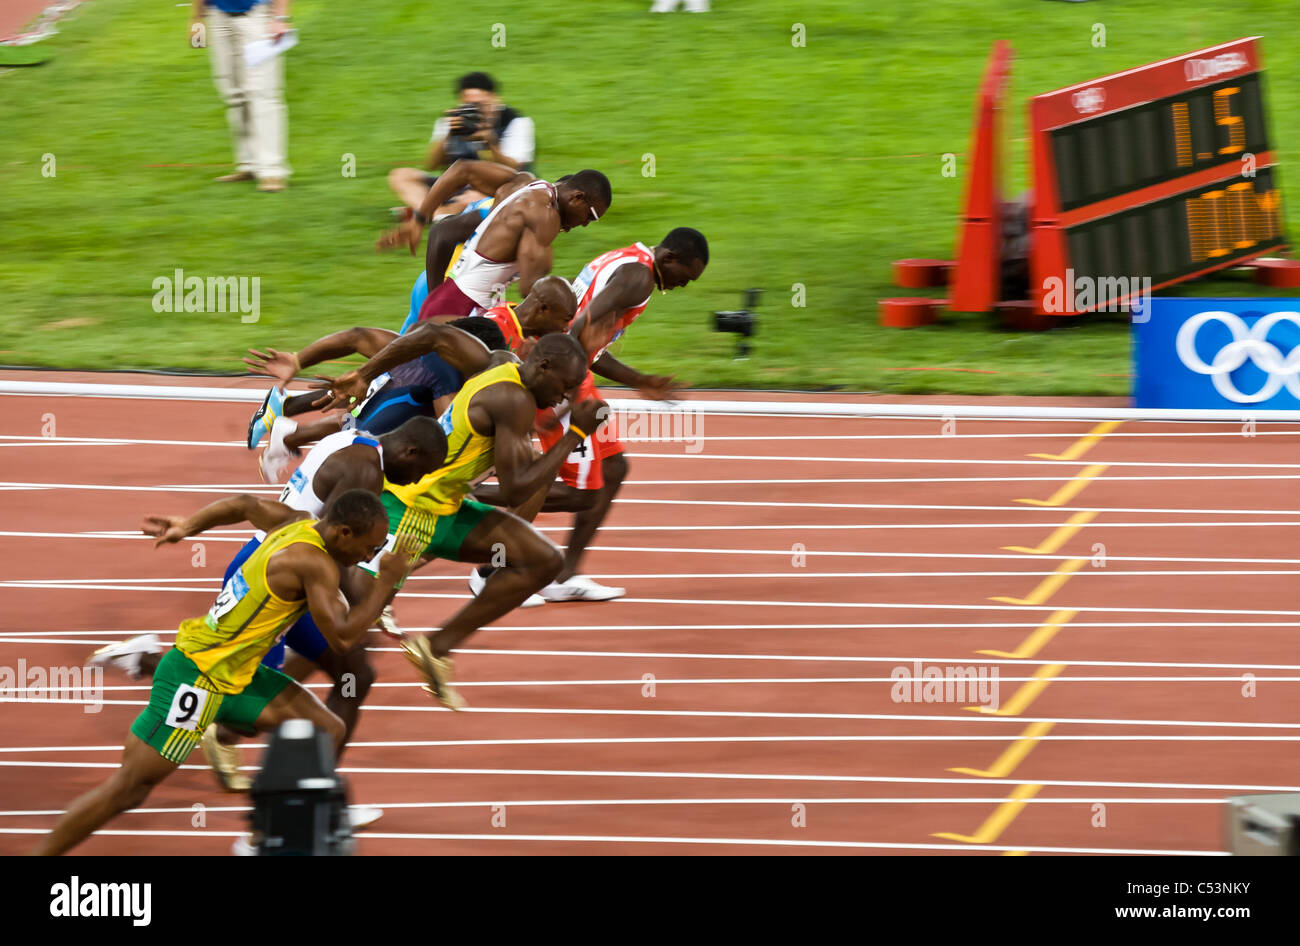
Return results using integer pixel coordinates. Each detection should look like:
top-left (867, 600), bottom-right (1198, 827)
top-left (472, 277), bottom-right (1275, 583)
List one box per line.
top-left (1134, 299), bottom-right (1300, 409)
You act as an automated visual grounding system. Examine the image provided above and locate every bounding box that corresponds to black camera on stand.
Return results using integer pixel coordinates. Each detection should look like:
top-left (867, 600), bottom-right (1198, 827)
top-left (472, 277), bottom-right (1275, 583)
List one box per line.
top-left (247, 720), bottom-right (353, 856)
top-left (712, 288), bottom-right (761, 359)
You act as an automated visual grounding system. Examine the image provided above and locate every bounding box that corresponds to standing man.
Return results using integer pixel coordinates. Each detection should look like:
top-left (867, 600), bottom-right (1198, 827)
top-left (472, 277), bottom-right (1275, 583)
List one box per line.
top-left (192, 0), bottom-right (292, 192)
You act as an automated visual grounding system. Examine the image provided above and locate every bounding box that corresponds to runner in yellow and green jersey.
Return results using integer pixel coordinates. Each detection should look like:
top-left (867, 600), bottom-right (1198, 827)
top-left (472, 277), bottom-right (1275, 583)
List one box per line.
top-left (318, 332), bottom-right (606, 710)
top-left (34, 490), bottom-right (410, 856)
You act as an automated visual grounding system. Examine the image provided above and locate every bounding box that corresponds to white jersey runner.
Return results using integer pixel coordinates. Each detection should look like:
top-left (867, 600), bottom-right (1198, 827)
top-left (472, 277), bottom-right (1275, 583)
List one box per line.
top-left (449, 179), bottom-right (558, 308)
top-left (253, 429), bottom-right (383, 540)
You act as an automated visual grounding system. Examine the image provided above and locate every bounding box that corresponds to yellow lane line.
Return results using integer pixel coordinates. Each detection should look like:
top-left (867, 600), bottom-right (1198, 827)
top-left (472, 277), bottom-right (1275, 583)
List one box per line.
top-left (1028, 421), bottom-right (1124, 461)
top-left (950, 721), bottom-right (1057, 776)
top-left (978, 609), bottom-right (1078, 660)
top-left (932, 783), bottom-right (1043, 844)
top-left (989, 559), bottom-right (1087, 606)
top-left (1003, 511), bottom-right (1097, 554)
top-left (1016, 464), bottom-right (1108, 507)
top-left (967, 666), bottom-right (1068, 717)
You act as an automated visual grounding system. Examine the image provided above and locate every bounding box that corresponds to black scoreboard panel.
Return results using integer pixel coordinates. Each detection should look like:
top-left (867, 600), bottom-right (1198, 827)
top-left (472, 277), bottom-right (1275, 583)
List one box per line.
top-left (1051, 73), bottom-right (1270, 213)
top-left (1065, 166), bottom-right (1283, 300)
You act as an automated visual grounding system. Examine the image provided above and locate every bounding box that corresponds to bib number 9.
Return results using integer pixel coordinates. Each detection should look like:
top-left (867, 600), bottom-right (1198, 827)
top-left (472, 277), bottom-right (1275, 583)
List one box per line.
top-left (165, 683), bottom-right (210, 732)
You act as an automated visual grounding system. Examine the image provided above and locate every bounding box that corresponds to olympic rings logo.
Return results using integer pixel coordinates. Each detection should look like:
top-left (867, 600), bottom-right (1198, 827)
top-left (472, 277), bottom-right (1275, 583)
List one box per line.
top-left (1175, 311), bottom-right (1300, 403)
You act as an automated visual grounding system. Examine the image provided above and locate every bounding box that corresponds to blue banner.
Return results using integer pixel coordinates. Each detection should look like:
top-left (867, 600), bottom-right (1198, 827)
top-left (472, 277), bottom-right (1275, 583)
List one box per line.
top-left (1134, 299), bottom-right (1300, 409)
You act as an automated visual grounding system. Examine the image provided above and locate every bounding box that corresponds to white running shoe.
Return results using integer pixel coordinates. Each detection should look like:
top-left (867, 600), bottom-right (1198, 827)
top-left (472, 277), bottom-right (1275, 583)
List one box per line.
top-left (348, 805), bottom-right (384, 829)
top-left (86, 633), bottom-right (161, 679)
top-left (539, 576), bottom-right (626, 602)
top-left (259, 416), bottom-right (300, 484)
top-left (375, 605), bottom-right (404, 639)
top-left (231, 834), bottom-right (257, 856)
top-left (468, 567), bottom-right (545, 608)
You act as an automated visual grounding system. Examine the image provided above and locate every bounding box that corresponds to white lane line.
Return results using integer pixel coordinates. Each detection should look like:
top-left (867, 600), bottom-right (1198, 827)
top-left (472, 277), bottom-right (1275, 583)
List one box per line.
top-left (6, 734), bottom-right (1300, 754)
top-left (0, 827), bottom-right (1225, 855)
top-left (15, 568), bottom-right (1300, 587)
top-left (8, 521), bottom-right (1300, 540)
top-left (0, 482), bottom-right (279, 494)
top-left (22, 536), bottom-right (1300, 566)
top-left (9, 619), bottom-right (1300, 647)
top-left (15, 488), bottom-right (1300, 515)
top-left (7, 620), bottom-right (1300, 636)
top-left (441, 650), bottom-right (1300, 672)
top-left (0, 436), bottom-right (241, 448)
top-left (4, 700), bottom-right (1298, 730)
top-left (1, 759), bottom-right (1295, 794)
top-left (651, 430), bottom-right (1300, 441)
top-left (8, 475), bottom-right (1300, 492)
top-left (0, 758), bottom-right (1284, 800)
top-left (562, 598), bottom-right (1300, 616)
top-left (0, 797), bottom-right (1230, 818)
top-left (10, 584), bottom-right (1300, 615)
top-left (583, 548), bottom-right (1300, 565)
top-left (623, 453), bottom-right (1300, 470)
top-left (5, 638), bottom-right (1299, 675)
top-left (626, 475), bottom-right (1300, 484)
top-left (12, 490), bottom-right (1300, 517)
top-left (613, 497), bottom-right (1300, 515)
top-left (26, 674), bottom-right (1300, 692)
top-left (6, 433), bottom-right (1300, 469)
top-left (0, 531), bottom-right (257, 543)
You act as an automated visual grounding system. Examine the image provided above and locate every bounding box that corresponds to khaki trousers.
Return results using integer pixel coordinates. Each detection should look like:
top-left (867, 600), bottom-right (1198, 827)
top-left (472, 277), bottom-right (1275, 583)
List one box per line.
top-left (207, 6), bottom-right (290, 179)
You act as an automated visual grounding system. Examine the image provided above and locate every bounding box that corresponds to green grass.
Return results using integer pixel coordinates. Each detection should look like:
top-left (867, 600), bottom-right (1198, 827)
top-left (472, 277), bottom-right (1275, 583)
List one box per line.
top-left (2, 0), bottom-right (1298, 394)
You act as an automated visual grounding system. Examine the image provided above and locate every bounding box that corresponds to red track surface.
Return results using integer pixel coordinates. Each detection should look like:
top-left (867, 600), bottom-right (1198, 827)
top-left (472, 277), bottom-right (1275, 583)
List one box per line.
top-left (3, 375), bottom-right (1300, 855)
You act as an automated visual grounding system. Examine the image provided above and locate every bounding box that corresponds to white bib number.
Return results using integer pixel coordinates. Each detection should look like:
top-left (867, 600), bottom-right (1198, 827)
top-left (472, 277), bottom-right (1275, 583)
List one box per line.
top-left (208, 572), bottom-right (249, 623)
top-left (360, 532), bottom-right (398, 575)
top-left (166, 683), bottom-right (210, 732)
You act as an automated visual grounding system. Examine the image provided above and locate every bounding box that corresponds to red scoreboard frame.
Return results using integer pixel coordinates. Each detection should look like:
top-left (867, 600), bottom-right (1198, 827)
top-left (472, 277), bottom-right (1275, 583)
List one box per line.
top-left (1028, 37), bottom-right (1285, 315)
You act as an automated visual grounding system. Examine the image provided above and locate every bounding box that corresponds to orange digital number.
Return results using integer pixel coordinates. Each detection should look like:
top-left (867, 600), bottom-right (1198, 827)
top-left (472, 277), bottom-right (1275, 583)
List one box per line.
top-left (1214, 87), bottom-right (1245, 155)
top-left (1172, 102), bottom-right (1192, 167)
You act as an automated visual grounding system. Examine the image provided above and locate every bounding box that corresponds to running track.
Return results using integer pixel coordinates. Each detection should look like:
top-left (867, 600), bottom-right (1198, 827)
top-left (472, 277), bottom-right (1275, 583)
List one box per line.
top-left (2, 372), bottom-right (1299, 856)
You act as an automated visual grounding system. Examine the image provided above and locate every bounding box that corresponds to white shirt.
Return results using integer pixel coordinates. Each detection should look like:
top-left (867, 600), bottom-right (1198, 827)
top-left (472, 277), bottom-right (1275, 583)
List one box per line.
top-left (431, 113), bottom-right (535, 166)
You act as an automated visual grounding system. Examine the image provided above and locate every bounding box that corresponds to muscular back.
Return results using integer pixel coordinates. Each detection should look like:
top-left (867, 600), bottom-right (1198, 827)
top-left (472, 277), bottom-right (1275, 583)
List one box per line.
top-left (475, 185), bottom-right (561, 264)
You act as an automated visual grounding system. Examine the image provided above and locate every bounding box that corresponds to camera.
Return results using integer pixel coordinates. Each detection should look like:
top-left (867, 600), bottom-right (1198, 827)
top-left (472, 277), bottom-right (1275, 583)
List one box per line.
top-left (446, 103), bottom-right (483, 137)
top-left (712, 288), bottom-right (761, 358)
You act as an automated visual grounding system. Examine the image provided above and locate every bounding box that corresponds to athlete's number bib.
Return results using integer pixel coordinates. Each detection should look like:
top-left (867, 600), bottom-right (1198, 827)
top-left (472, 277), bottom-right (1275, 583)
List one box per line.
top-left (207, 571), bottom-right (250, 626)
top-left (165, 683), bottom-right (210, 732)
top-left (278, 467), bottom-right (308, 504)
top-left (550, 406), bottom-right (590, 465)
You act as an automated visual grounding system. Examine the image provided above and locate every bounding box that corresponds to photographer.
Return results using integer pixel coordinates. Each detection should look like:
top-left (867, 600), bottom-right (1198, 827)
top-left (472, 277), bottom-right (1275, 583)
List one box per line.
top-left (388, 72), bottom-right (535, 218)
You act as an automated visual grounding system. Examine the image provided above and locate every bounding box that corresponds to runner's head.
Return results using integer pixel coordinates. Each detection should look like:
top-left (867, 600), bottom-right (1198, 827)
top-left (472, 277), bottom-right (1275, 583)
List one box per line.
top-left (521, 332), bottom-right (588, 409)
top-left (380, 416), bottom-right (448, 486)
top-left (318, 489), bottom-right (390, 567)
top-left (448, 316), bottom-right (507, 351)
top-left (653, 228), bottom-right (709, 291)
top-left (555, 170), bottom-right (611, 232)
top-left (516, 276), bottom-right (578, 338)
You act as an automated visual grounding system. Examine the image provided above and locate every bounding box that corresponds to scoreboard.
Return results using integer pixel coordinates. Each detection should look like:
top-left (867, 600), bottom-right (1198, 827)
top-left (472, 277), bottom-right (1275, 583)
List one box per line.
top-left (1029, 37), bottom-right (1286, 314)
